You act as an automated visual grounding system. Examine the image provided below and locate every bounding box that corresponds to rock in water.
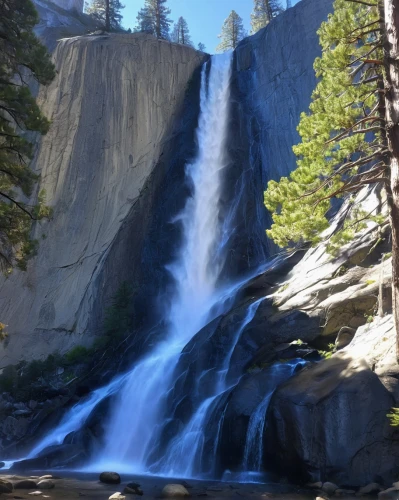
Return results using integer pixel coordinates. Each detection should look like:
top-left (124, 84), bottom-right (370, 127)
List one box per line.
top-left (378, 488), bottom-right (399, 499)
top-left (109, 494), bottom-right (125, 500)
top-left (162, 484), bottom-right (190, 498)
top-left (123, 486), bottom-right (143, 495)
top-left (37, 480), bottom-right (55, 489)
top-left (357, 483), bottom-right (383, 495)
top-left (14, 479), bottom-right (38, 489)
top-left (0, 479), bottom-right (13, 493)
top-left (100, 472), bottom-right (121, 484)
top-left (28, 492), bottom-right (42, 496)
top-left (322, 482), bottom-right (339, 495)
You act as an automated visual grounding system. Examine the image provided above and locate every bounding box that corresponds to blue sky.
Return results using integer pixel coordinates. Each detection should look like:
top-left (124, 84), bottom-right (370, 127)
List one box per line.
top-left (122, 0), bottom-right (301, 53)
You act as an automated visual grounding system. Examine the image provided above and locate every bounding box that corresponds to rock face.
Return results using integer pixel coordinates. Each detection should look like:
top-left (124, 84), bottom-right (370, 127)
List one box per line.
top-left (265, 344), bottom-right (399, 486)
top-left (0, 31), bottom-right (205, 365)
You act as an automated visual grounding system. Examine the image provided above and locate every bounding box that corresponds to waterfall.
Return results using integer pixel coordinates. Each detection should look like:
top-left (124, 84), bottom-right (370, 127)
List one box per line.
top-left (89, 52), bottom-right (234, 473)
top-left (242, 360), bottom-right (306, 475)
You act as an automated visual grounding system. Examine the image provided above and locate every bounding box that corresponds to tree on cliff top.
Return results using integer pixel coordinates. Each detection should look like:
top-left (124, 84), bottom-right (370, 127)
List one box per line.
top-left (135, 0), bottom-right (171, 39)
top-left (0, 0), bottom-right (55, 272)
top-left (250, 0), bottom-right (284, 34)
top-left (171, 17), bottom-right (193, 46)
top-left (264, 0), bottom-right (399, 356)
top-left (86, 0), bottom-right (124, 31)
top-left (217, 10), bottom-right (246, 52)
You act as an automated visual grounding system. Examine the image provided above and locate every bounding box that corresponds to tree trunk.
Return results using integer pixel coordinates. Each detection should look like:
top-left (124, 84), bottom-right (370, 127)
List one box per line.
top-left (105, 0), bottom-right (110, 31)
top-left (384, 0), bottom-right (399, 359)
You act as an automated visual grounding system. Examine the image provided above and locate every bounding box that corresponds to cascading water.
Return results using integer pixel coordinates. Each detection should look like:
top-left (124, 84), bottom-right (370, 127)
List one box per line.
top-left (242, 360), bottom-right (306, 476)
top-left (90, 52), bottom-right (234, 474)
top-left (4, 51), bottom-right (303, 482)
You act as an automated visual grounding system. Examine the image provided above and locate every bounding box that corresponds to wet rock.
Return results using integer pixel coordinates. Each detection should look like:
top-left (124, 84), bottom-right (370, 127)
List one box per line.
top-left (378, 488), bottom-right (399, 499)
top-left (37, 480), bottom-right (55, 489)
top-left (162, 484), bottom-right (190, 497)
top-left (0, 478), bottom-right (13, 493)
top-left (14, 479), bottom-right (38, 489)
top-left (109, 494), bottom-right (125, 500)
top-left (39, 475), bottom-right (53, 480)
top-left (0, 461), bottom-right (5, 468)
top-left (100, 472), bottom-right (121, 484)
top-left (322, 482), bottom-right (339, 495)
top-left (2, 415), bottom-right (28, 438)
top-left (28, 400), bottom-right (38, 410)
top-left (28, 492), bottom-right (42, 496)
top-left (307, 482), bottom-right (322, 489)
top-left (356, 483), bottom-right (383, 495)
top-left (123, 486), bottom-right (143, 495)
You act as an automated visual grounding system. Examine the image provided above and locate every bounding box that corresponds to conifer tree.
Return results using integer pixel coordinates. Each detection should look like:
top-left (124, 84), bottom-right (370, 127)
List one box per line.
top-left (135, 7), bottom-right (154, 34)
top-left (86, 0), bottom-right (124, 30)
top-left (0, 0), bottom-right (55, 271)
top-left (136, 0), bottom-right (171, 40)
top-left (264, 0), bottom-right (399, 354)
top-left (216, 10), bottom-right (246, 52)
top-left (198, 42), bottom-right (206, 52)
top-left (171, 17), bottom-right (192, 46)
top-left (250, 0), bottom-right (284, 34)
top-left (286, 0), bottom-right (291, 8)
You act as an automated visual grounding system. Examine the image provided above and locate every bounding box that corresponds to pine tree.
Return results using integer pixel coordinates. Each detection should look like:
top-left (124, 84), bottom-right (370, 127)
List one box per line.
top-left (264, 0), bottom-right (399, 354)
top-left (171, 16), bottom-right (192, 46)
top-left (250, 0), bottom-right (284, 34)
top-left (135, 7), bottom-right (154, 34)
top-left (136, 0), bottom-right (171, 40)
top-left (286, 0), bottom-right (291, 8)
top-left (86, 0), bottom-right (124, 31)
top-left (198, 42), bottom-right (206, 52)
top-left (0, 0), bottom-right (55, 271)
top-left (216, 10), bottom-right (246, 52)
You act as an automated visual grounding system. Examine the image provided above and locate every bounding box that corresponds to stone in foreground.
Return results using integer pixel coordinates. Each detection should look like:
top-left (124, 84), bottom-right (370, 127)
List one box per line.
top-left (0, 479), bottom-right (12, 493)
top-left (14, 479), bottom-right (37, 489)
top-left (100, 472), bottom-right (121, 484)
top-left (109, 493), bottom-right (125, 500)
top-left (37, 479), bottom-right (55, 489)
top-left (162, 484), bottom-right (190, 497)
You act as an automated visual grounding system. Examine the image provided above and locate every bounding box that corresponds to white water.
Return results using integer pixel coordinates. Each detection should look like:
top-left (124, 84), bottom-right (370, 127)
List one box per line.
top-left (157, 298), bottom-right (264, 477)
top-left (90, 52), bottom-right (234, 474)
top-left (242, 360), bottom-right (306, 473)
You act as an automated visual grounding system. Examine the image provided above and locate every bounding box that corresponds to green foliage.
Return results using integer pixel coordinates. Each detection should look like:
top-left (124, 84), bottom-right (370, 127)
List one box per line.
top-left (366, 279), bottom-right (376, 285)
top-left (264, 0), bottom-right (384, 250)
top-left (387, 408), bottom-right (399, 427)
top-left (216, 10), bottom-right (246, 52)
top-left (86, 0), bottom-right (125, 30)
top-left (64, 345), bottom-right (89, 364)
top-left (291, 339), bottom-right (304, 346)
top-left (135, 0), bottom-right (171, 39)
top-left (0, 0), bottom-right (55, 272)
top-left (171, 17), bottom-right (193, 46)
top-left (198, 42), bottom-right (206, 52)
top-left (318, 343), bottom-right (336, 359)
top-left (104, 281), bottom-right (133, 339)
top-left (250, 0), bottom-right (284, 34)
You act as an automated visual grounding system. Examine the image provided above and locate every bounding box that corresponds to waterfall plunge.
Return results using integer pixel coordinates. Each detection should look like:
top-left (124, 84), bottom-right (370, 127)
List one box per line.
top-left (91, 53), bottom-right (234, 474)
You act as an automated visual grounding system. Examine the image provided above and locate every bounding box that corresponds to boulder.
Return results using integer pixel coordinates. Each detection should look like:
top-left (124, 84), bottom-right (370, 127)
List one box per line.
top-left (28, 492), bottom-right (42, 496)
top-left (357, 483), bottom-right (383, 496)
top-left (123, 482), bottom-right (143, 495)
top-left (100, 472), bottom-right (121, 484)
top-left (162, 484), bottom-right (190, 497)
top-left (109, 494), bottom-right (125, 500)
top-left (265, 354), bottom-right (399, 486)
top-left (14, 479), bottom-right (38, 489)
top-left (37, 480), bottom-right (55, 489)
top-left (379, 488), bottom-right (399, 499)
top-left (335, 326), bottom-right (356, 349)
top-left (322, 482), bottom-right (339, 495)
top-left (0, 479), bottom-right (13, 493)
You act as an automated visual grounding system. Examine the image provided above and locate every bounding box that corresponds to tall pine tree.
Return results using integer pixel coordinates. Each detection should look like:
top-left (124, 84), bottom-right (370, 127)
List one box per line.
top-left (86, 0), bottom-right (124, 30)
top-left (0, 0), bottom-right (55, 271)
top-left (250, 0), bottom-right (284, 34)
top-left (136, 0), bottom-right (171, 40)
top-left (216, 10), bottom-right (246, 52)
top-left (135, 7), bottom-right (154, 34)
top-left (264, 0), bottom-right (399, 355)
top-left (171, 17), bottom-right (192, 46)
